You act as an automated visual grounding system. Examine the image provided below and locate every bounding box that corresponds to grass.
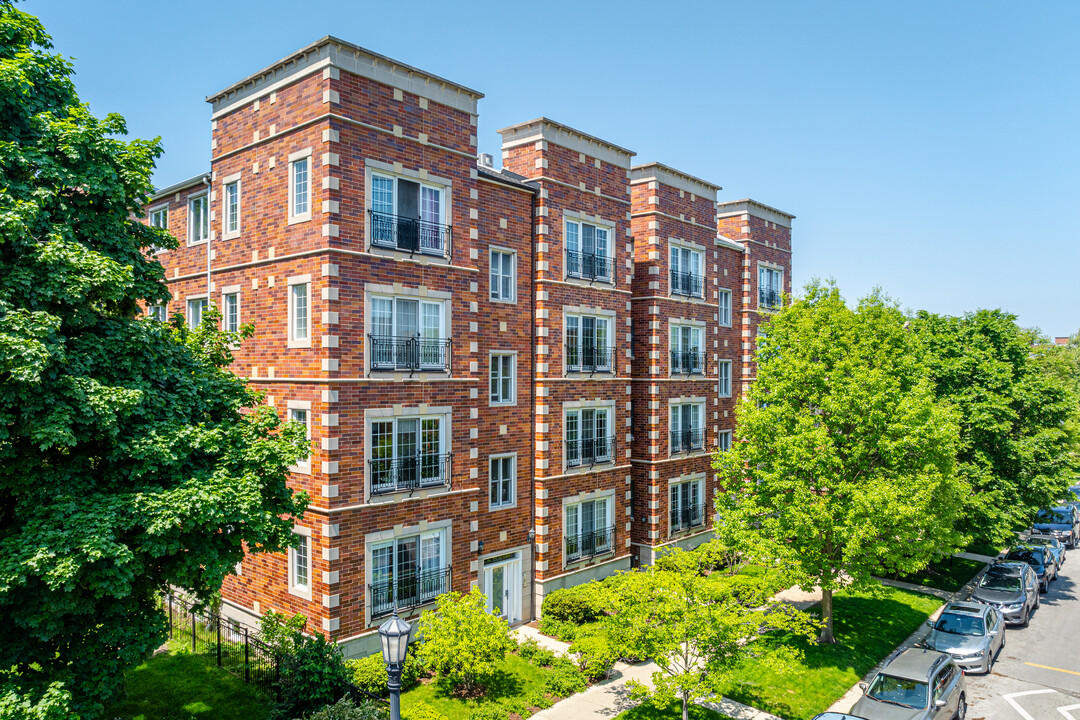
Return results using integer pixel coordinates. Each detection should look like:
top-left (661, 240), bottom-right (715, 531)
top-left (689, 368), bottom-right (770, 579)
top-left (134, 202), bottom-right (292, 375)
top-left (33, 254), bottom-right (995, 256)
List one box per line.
top-left (401, 653), bottom-right (554, 717)
top-left (106, 642), bottom-right (273, 720)
top-left (715, 585), bottom-right (942, 720)
top-left (965, 539), bottom-right (1005, 558)
top-left (616, 700), bottom-right (730, 719)
top-left (892, 555), bottom-right (985, 592)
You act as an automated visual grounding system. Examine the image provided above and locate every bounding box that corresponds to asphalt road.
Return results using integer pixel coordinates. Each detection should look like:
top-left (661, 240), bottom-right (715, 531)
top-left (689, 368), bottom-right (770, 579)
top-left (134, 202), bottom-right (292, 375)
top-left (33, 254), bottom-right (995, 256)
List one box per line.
top-left (966, 553), bottom-right (1080, 720)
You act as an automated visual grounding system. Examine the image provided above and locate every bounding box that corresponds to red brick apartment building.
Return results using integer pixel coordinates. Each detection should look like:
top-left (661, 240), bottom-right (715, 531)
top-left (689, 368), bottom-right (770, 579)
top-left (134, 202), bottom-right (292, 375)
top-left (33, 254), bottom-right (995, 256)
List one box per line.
top-left (142, 36), bottom-right (792, 658)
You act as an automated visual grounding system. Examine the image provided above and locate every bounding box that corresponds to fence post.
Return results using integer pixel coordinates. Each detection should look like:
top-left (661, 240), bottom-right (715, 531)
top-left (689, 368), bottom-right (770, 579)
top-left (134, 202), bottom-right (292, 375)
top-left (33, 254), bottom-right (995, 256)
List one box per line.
top-left (216, 615), bottom-right (222, 667)
top-left (244, 627), bottom-right (250, 683)
top-left (168, 595), bottom-right (173, 639)
top-left (191, 608), bottom-right (197, 653)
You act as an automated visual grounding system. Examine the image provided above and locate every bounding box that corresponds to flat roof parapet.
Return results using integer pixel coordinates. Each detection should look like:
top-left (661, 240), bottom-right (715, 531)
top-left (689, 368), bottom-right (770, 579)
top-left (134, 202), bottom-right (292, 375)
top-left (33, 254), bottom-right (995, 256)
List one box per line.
top-left (630, 162), bottom-right (721, 201)
top-left (498, 117), bottom-right (635, 170)
top-left (716, 198), bottom-right (795, 228)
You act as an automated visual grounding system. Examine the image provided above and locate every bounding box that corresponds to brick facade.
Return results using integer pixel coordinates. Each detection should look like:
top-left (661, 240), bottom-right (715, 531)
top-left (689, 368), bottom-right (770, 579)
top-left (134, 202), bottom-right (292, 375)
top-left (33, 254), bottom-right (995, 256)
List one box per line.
top-left (141, 36), bottom-right (792, 658)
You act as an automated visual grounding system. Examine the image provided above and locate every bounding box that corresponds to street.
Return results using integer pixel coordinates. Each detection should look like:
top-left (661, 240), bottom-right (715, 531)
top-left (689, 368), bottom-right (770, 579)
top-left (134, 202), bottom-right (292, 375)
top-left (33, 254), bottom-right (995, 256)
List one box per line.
top-left (966, 554), bottom-right (1080, 720)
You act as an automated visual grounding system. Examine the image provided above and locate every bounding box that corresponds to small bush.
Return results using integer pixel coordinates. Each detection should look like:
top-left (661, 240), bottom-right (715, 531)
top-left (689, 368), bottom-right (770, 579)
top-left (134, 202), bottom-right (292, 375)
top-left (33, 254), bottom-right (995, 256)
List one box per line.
top-left (536, 615), bottom-right (580, 642)
top-left (274, 632), bottom-right (351, 719)
top-left (499, 698), bottom-right (529, 717)
top-left (401, 701), bottom-right (447, 720)
top-left (541, 584), bottom-right (607, 624)
top-left (516, 637), bottom-right (541, 660)
top-left (466, 704), bottom-right (508, 720)
top-left (300, 696), bottom-right (387, 720)
top-left (346, 653), bottom-right (426, 697)
top-left (417, 588), bottom-right (515, 694)
top-left (525, 691), bottom-right (553, 710)
top-left (569, 632), bottom-right (617, 681)
top-left (541, 659), bottom-right (587, 697)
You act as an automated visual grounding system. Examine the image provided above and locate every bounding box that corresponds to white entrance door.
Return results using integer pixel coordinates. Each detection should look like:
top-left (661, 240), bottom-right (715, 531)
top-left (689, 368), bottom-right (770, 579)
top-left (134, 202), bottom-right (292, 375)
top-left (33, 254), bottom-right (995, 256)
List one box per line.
top-left (484, 555), bottom-right (521, 624)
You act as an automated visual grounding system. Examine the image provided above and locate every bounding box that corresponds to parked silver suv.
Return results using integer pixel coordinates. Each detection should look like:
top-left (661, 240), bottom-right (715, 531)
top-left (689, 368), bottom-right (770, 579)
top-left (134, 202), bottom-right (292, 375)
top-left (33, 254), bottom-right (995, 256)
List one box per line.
top-left (970, 562), bottom-right (1039, 626)
top-left (850, 648), bottom-right (966, 720)
top-left (920, 602), bottom-right (1005, 674)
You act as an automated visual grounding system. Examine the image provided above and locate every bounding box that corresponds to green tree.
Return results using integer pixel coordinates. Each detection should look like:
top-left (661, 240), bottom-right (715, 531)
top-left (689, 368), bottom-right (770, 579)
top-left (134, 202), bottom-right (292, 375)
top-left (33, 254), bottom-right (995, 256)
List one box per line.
top-left (604, 556), bottom-right (816, 720)
top-left (911, 310), bottom-right (1079, 545)
top-left (715, 281), bottom-right (965, 643)
top-left (416, 588), bottom-right (515, 694)
top-left (0, 4), bottom-right (309, 717)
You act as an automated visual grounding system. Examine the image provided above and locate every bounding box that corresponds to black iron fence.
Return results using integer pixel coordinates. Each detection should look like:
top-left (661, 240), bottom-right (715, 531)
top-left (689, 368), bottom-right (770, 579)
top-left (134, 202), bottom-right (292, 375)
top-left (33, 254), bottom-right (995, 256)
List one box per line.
top-left (566, 435), bottom-right (616, 467)
top-left (566, 344), bottom-right (616, 373)
top-left (671, 428), bottom-right (704, 453)
top-left (566, 249), bottom-right (612, 282)
top-left (670, 269), bottom-right (704, 297)
top-left (670, 502), bottom-right (706, 533)
top-left (565, 525), bottom-right (616, 562)
top-left (369, 566), bottom-right (452, 619)
top-left (670, 350), bottom-right (704, 374)
top-left (369, 335), bottom-right (452, 372)
top-left (369, 209), bottom-right (452, 258)
top-left (370, 452), bottom-right (453, 495)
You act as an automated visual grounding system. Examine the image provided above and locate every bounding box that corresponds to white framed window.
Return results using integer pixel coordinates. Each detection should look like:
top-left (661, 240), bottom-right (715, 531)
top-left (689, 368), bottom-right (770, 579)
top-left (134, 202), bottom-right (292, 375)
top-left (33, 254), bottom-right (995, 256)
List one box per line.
top-left (759, 265), bottom-right (783, 309)
top-left (369, 171), bottom-right (448, 256)
top-left (222, 292), bottom-right (240, 333)
top-left (565, 496), bottom-right (613, 562)
top-left (565, 407), bottom-right (613, 467)
top-left (187, 194), bottom-right (209, 245)
top-left (489, 454), bottom-right (516, 509)
top-left (147, 304), bottom-right (167, 322)
top-left (670, 246), bottom-right (703, 297)
top-left (288, 528), bottom-right (312, 599)
top-left (670, 403), bottom-right (704, 454)
top-left (288, 402), bottom-right (312, 474)
top-left (370, 415), bottom-right (448, 495)
top-left (369, 296), bottom-right (448, 371)
top-left (565, 313), bottom-right (612, 373)
top-left (149, 205), bottom-right (169, 254)
top-left (489, 353), bottom-right (515, 405)
top-left (369, 528), bottom-right (448, 618)
top-left (490, 249), bottom-right (516, 302)
top-left (223, 177), bottom-right (241, 238)
top-left (718, 290), bottom-right (732, 326)
top-left (288, 150), bottom-right (312, 224)
top-left (565, 218), bottom-right (612, 282)
top-left (718, 360), bottom-right (732, 397)
top-left (186, 297), bottom-right (208, 329)
top-left (287, 278), bottom-right (311, 348)
top-left (718, 430), bottom-right (732, 451)
top-left (671, 324), bottom-right (703, 374)
top-left (670, 479), bottom-right (704, 533)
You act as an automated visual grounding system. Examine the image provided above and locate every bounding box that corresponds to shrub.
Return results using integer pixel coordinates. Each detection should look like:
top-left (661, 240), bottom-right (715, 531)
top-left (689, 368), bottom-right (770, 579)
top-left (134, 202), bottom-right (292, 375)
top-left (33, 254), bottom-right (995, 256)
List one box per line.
top-left (346, 653), bottom-right (425, 697)
top-left (300, 696), bottom-right (387, 720)
top-left (274, 632), bottom-right (351, 719)
top-left (500, 698), bottom-right (529, 717)
top-left (540, 584), bottom-right (607, 624)
top-left (569, 632), bottom-right (617, 681)
top-left (466, 704), bottom-right (508, 720)
top-left (417, 588), bottom-right (515, 694)
top-left (516, 637), bottom-right (541, 660)
top-left (541, 659), bottom-right (587, 697)
top-left (525, 691), bottom-right (554, 710)
top-left (536, 615), bottom-right (580, 642)
top-left (260, 610), bottom-right (308, 653)
top-left (401, 701), bottom-right (447, 720)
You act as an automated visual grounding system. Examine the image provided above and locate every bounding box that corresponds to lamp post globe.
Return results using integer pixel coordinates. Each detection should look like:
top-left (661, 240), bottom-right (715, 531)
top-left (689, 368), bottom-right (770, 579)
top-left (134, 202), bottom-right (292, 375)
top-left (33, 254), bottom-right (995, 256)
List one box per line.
top-left (379, 611), bottom-right (412, 720)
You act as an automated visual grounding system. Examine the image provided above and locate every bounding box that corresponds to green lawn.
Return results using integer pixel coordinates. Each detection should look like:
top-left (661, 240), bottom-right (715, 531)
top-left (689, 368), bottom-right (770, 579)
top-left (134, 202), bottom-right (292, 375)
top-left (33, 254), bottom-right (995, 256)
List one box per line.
top-left (965, 539), bottom-right (1005, 558)
top-left (616, 700), bottom-right (729, 719)
top-left (716, 585), bottom-right (942, 720)
top-left (106, 643), bottom-right (273, 720)
top-left (893, 556), bottom-right (985, 592)
top-left (401, 653), bottom-right (553, 717)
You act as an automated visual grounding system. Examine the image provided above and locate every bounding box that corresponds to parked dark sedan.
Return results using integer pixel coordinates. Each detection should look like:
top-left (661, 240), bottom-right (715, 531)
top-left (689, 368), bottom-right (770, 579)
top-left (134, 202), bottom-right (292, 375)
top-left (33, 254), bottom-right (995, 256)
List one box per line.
top-left (1033, 506), bottom-right (1080, 547)
top-left (971, 562), bottom-right (1039, 626)
top-left (1005, 545), bottom-right (1057, 591)
top-left (1023, 533), bottom-right (1066, 570)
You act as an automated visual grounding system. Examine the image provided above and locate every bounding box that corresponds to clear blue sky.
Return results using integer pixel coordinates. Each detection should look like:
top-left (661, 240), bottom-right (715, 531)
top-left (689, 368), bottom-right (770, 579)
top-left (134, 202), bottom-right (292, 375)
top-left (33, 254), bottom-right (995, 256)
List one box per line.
top-left (25, 0), bottom-right (1080, 335)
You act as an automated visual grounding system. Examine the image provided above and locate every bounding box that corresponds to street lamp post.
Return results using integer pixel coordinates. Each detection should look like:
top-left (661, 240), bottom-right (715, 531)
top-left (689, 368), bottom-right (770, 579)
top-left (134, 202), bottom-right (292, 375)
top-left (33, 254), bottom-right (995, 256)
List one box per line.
top-left (378, 611), bottom-right (412, 720)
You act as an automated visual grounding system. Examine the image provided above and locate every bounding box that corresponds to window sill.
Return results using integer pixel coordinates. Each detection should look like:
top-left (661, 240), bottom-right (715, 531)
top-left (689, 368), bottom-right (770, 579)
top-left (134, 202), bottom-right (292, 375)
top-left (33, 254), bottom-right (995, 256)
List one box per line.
top-left (489, 399), bottom-right (517, 408)
top-left (488, 502), bottom-right (518, 512)
top-left (489, 297), bottom-right (517, 305)
top-left (290, 464), bottom-right (312, 476)
top-left (288, 585), bottom-right (313, 601)
top-left (223, 230), bottom-right (241, 241)
top-left (288, 214), bottom-right (312, 226)
top-left (187, 239), bottom-right (209, 247)
top-left (287, 339), bottom-right (313, 349)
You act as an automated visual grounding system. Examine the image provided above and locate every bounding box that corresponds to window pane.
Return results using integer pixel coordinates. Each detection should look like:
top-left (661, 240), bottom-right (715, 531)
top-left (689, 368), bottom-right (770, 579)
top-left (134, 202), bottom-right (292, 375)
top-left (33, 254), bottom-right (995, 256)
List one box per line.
top-left (292, 284), bottom-right (309, 340)
top-left (226, 182), bottom-right (239, 233)
top-left (420, 186), bottom-right (440, 224)
top-left (293, 158), bottom-right (309, 216)
top-left (293, 534), bottom-right (309, 589)
top-left (372, 298), bottom-right (393, 337)
top-left (372, 175), bottom-right (394, 216)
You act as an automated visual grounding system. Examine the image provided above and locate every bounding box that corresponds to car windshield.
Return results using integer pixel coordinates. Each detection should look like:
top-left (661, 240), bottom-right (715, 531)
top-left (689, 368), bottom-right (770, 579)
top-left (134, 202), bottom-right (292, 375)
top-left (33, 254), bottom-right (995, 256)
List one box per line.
top-left (934, 613), bottom-right (985, 636)
top-left (1006, 550), bottom-right (1043, 567)
top-left (867, 674), bottom-right (927, 709)
top-left (980, 574), bottom-right (1022, 592)
top-left (1025, 537), bottom-right (1057, 549)
top-left (1037, 511), bottom-right (1070, 524)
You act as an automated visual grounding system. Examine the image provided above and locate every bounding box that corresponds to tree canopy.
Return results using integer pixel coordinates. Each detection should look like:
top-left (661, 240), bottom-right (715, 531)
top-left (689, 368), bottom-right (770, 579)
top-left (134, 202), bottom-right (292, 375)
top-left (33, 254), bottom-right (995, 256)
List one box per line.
top-left (0, 4), bottom-right (308, 717)
top-left (714, 281), bottom-right (966, 643)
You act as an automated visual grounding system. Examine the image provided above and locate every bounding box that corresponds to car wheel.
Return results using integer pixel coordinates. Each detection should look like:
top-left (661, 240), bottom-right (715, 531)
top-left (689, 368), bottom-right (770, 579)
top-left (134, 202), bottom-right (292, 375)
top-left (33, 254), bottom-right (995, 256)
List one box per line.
top-left (954, 693), bottom-right (966, 720)
top-left (1034, 592), bottom-right (1041, 608)
top-left (1041, 579), bottom-right (1048, 593)
top-left (1021, 606), bottom-right (1030, 627)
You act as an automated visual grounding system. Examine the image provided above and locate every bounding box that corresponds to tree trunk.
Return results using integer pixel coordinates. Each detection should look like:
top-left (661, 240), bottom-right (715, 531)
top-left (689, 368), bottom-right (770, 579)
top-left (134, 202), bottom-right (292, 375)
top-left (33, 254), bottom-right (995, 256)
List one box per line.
top-left (818, 587), bottom-right (836, 644)
top-left (682, 690), bottom-right (690, 720)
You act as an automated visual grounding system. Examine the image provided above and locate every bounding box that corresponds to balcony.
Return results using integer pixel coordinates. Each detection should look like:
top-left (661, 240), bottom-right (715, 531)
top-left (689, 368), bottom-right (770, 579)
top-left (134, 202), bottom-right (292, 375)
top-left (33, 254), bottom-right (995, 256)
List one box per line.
top-left (671, 428), bottom-right (704, 454)
top-left (566, 344), bottom-right (616, 374)
top-left (566, 249), bottom-right (612, 283)
top-left (370, 452), bottom-right (453, 496)
top-left (670, 502), bottom-right (706, 534)
top-left (566, 435), bottom-right (616, 468)
top-left (670, 350), bottom-right (704, 375)
top-left (565, 525), bottom-right (615, 563)
top-left (369, 566), bottom-right (452, 619)
top-left (759, 287), bottom-right (782, 309)
top-left (368, 209), bottom-right (452, 258)
top-left (670, 270), bottom-right (704, 297)
top-left (369, 335), bottom-right (452, 372)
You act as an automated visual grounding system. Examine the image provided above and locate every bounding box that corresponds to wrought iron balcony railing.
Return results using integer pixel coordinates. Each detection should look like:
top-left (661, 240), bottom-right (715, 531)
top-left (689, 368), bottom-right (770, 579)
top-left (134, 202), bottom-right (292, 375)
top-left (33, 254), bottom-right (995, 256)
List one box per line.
top-left (670, 502), bottom-right (706, 533)
top-left (670, 269), bottom-right (704, 297)
top-left (671, 428), bottom-right (705, 454)
top-left (368, 209), bottom-right (452, 258)
top-left (369, 335), bottom-right (452, 372)
top-left (566, 344), bottom-right (616, 373)
top-left (565, 525), bottom-right (616, 563)
top-left (369, 566), bottom-right (451, 619)
top-left (370, 452), bottom-right (453, 496)
top-left (566, 435), bottom-right (616, 468)
top-left (566, 249), bottom-right (612, 282)
top-left (759, 287), bottom-right (782, 309)
top-left (670, 350), bottom-right (704, 375)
